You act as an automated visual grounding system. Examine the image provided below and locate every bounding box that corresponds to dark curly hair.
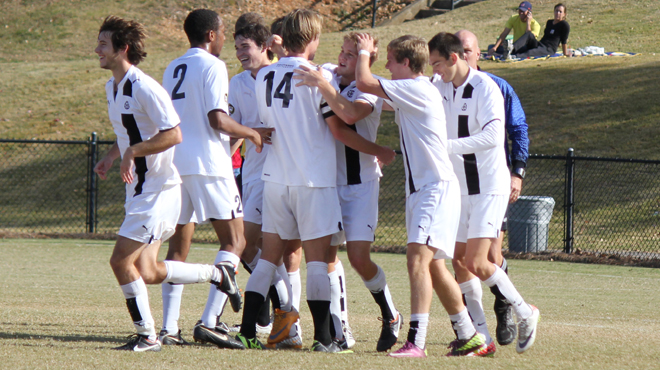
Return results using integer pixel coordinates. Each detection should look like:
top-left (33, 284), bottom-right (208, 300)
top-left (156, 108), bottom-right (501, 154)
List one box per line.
top-left (184, 8), bottom-right (221, 45)
top-left (98, 15), bottom-right (147, 65)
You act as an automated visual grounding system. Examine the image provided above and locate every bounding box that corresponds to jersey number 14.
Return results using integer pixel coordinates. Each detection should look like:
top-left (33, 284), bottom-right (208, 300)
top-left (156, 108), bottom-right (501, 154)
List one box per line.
top-left (264, 71), bottom-right (294, 108)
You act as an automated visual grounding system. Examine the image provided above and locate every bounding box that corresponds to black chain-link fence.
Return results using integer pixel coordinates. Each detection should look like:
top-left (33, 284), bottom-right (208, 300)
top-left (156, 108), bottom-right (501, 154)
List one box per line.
top-left (2, 136), bottom-right (660, 260)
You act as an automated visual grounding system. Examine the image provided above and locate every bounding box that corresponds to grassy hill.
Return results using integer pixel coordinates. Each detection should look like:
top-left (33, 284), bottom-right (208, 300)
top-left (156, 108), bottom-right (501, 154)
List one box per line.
top-left (1, 0), bottom-right (659, 157)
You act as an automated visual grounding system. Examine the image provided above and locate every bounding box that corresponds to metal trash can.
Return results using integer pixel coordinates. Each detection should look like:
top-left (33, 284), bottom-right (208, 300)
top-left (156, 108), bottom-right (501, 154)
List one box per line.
top-left (508, 196), bottom-right (555, 253)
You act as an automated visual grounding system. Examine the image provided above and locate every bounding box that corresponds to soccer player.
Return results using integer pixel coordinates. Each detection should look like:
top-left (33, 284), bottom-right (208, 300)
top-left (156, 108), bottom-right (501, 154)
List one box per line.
top-left (455, 29), bottom-right (530, 347)
top-left (236, 9), bottom-right (387, 353)
top-left (428, 32), bottom-right (540, 354)
top-left (293, 32), bottom-right (401, 352)
top-left (93, 15), bottom-right (241, 352)
top-left (229, 20), bottom-right (302, 347)
top-left (354, 33), bottom-right (487, 357)
top-left (160, 9), bottom-right (269, 349)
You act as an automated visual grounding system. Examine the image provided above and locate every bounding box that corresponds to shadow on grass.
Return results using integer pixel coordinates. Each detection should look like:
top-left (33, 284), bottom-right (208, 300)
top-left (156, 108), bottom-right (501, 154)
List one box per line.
top-left (0, 331), bottom-right (125, 344)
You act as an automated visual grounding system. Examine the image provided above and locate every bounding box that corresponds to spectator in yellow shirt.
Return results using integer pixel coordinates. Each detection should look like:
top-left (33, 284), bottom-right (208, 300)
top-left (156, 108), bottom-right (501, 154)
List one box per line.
top-left (488, 1), bottom-right (541, 57)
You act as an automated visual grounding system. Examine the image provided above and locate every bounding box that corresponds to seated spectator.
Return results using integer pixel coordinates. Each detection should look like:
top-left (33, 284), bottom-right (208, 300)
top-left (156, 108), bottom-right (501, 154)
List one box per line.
top-left (513, 3), bottom-right (570, 59)
top-left (488, 1), bottom-right (541, 56)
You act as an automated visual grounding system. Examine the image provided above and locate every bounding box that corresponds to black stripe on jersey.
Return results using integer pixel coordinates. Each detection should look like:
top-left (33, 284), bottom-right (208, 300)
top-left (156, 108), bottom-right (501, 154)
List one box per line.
top-left (121, 113), bottom-right (148, 197)
top-left (400, 132), bottom-right (416, 194)
top-left (458, 115), bottom-right (480, 195)
top-left (345, 124), bottom-right (362, 185)
top-left (123, 79), bottom-right (133, 97)
top-left (462, 83), bottom-right (474, 99)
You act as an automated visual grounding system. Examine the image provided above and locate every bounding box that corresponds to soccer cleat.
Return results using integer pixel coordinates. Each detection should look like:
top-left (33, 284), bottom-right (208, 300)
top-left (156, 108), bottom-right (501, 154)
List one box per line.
top-left (388, 341), bottom-right (427, 358)
top-left (377, 311), bottom-right (402, 352)
top-left (236, 333), bottom-right (266, 349)
top-left (516, 305), bottom-right (540, 354)
top-left (159, 329), bottom-right (190, 346)
top-left (342, 321), bottom-right (355, 349)
top-left (215, 321), bottom-right (231, 334)
top-left (193, 321), bottom-right (245, 349)
top-left (266, 332), bottom-right (303, 349)
top-left (113, 334), bottom-right (161, 352)
top-left (476, 341), bottom-right (497, 357)
top-left (267, 308), bottom-right (299, 345)
top-left (494, 297), bottom-right (517, 345)
top-left (212, 262), bottom-right (242, 312)
top-left (446, 333), bottom-right (487, 357)
top-left (310, 340), bottom-right (352, 353)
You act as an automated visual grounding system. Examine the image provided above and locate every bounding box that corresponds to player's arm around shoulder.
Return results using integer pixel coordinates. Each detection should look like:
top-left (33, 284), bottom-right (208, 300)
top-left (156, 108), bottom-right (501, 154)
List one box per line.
top-left (325, 115), bottom-right (395, 165)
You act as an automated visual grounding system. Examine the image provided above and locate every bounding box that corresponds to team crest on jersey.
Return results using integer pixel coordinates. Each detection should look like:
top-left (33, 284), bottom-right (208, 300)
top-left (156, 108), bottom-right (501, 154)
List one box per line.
top-left (124, 101), bottom-right (130, 110)
top-left (461, 103), bottom-right (467, 111)
top-left (347, 89), bottom-right (354, 98)
top-left (228, 104), bottom-right (234, 115)
top-left (224, 93), bottom-right (228, 103)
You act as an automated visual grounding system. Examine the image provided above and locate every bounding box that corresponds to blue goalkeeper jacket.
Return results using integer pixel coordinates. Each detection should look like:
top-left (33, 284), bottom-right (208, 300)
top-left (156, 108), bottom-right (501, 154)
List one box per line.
top-left (484, 72), bottom-right (529, 171)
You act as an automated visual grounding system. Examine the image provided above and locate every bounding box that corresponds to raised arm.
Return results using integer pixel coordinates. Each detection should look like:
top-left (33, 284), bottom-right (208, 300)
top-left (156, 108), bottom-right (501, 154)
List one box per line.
top-left (293, 66), bottom-right (374, 124)
top-left (355, 34), bottom-right (389, 100)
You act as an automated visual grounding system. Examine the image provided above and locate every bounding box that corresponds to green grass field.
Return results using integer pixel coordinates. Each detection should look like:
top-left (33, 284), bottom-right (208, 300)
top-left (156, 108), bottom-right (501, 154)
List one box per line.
top-left (1, 238), bottom-right (660, 369)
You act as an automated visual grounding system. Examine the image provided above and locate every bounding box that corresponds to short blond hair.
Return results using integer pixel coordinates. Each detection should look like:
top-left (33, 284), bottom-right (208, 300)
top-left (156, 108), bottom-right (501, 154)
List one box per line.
top-left (344, 32), bottom-right (379, 65)
top-left (281, 9), bottom-right (322, 54)
top-left (387, 35), bottom-right (428, 74)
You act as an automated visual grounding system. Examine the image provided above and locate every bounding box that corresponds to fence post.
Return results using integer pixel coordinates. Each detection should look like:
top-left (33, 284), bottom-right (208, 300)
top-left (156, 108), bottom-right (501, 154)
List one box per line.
top-left (87, 132), bottom-right (98, 233)
top-left (564, 148), bottom-right (574, 253)
top-left (371, 0), bottom-right (378, 27)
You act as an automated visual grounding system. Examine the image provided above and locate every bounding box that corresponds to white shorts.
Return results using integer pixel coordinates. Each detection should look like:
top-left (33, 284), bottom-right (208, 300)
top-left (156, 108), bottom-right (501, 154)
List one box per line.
top-left (405, 181), bottom-right (461, 260)
top-left (456, 194), bottom-right (508, 243)
top-left (262, 182), bottom-right (343, 241)
top-left (178, 175), bottom-right (243, 225)
top-left (242, 179), bottom-right (265, 225)
top-left (119, 184), bottom-right (181, 244)
top-left (331, 180), bottom-right (379, 246)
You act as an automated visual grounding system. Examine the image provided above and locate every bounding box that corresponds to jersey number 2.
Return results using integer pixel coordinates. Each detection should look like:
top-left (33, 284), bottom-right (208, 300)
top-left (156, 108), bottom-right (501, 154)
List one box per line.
top-left (171, 64), bottom-right (187, 100)
top-left (264, 71), bottom-right (293, 108)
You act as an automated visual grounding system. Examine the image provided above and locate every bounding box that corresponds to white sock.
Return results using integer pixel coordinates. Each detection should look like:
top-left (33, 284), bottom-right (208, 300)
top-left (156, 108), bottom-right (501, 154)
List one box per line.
top-left (245, 259), bottom-right (278, 298)
top-left (200, 251), bottom-right (239, 328)
top-left (162, 260), bottom-right (215, 284)
top-left (363, 265), bottom-right (397, 321)
top-left (459, 278), bottom-right (492, 344)
top-left (121, 277), bottom-right (155, 339)
top-left (409, 313), bottom-right (429, 349)
top-left (288, 269), bottom-right (302, 312)
top-left (247, 248), bottom-right (262, 272)
top-left (288, 269), bottom-right (303, 338)
top-left (161, 283), bottom-right (183, 334)
top-left (448, 308), bottom-right (477, 340)
top-left (306, 262), bottom-right (330, 301)
top-left (483, 265), bottom-right (532, 319)
top-left (334, 260), bottom-right (349, 324)
top-left (274, 264), bottom-right (292, 311)
top-left (329, 270), bottom-right (343, 339)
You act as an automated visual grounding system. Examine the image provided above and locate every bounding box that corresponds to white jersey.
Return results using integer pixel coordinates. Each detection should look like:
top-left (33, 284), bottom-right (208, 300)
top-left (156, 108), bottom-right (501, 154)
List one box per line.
top-left (379, 76), bottom-right (456, 197)
top-left (323, 64), bottom-right (383, 186)
top-left (432, 68), bottom-right (510, 195)
top-left (105, 65), bottom-right (181, 197)
top-left (229, 70), bottom-right (268, 184)
top-left (256, 57), bottom-right (336, 187)
top-left (162, 48), bottom-right (233, 179)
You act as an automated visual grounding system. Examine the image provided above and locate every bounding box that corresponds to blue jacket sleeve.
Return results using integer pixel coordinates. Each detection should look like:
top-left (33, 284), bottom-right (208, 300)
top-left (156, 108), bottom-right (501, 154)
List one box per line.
top-left (485, 72), bottom-right (529, 170)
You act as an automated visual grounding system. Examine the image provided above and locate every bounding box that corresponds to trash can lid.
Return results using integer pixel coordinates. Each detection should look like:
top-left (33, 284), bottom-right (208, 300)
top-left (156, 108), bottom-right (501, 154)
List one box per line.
top-left (516, 196), bottom-right (556, 206)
